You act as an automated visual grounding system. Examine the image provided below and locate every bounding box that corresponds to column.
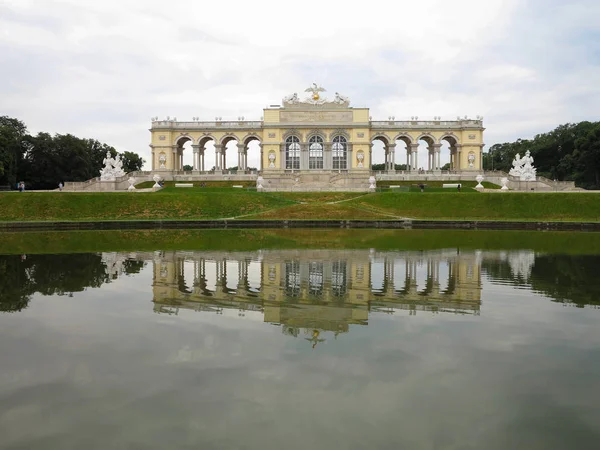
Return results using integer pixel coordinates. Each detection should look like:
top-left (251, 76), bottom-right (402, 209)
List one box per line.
top-left (214, 144), bottom-right (222, 170)
top-left (172, 147), bottom-right (178, 171)
top-left (387, 144), bottom-right (396, 172)
top-left (300, 143), bottom-right (309, 170)
top-left (406, 149), bottom-right (410, 171)
top-left (192, 145), bottom-right (200, 171)
top-left (280, 144), bottom-right (286, 171)
top-left (455, 144), bottom-right (462, 170)
top-left (237, 143), bottom-right (244, 171)
top-left (259, 143), bottom-right (263, 171)
top-left (432, 144), bottom-right (442, 171)
top-left (480, 145), bottom-right (484, 171)
top-left (409, 144), bottom-right (419, 171)
top-left (324, 143), bottom-right (332, 170)
top-left (221, 148), bottom-right (226, 172)
top-left (200, 150), bottom-right (205, 171)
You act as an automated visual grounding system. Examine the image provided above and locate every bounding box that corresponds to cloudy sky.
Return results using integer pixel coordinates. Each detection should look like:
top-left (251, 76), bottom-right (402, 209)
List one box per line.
top-left (1, 0), bottom-right (599, 169)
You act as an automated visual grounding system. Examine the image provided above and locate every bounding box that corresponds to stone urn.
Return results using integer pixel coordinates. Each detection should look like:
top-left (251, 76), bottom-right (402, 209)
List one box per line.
top-left (369, 175), bottom-right (376, 191)
top-left (256, 176), bottom-right (264, 190)
top-left (501, 177), bottom-right (509, 190)
top-left (475, 174), bottom-right (484, 189)
top-left (127, 177), bottom-right (136, 191)
top-left (152, 174), bottom-right (161, 189)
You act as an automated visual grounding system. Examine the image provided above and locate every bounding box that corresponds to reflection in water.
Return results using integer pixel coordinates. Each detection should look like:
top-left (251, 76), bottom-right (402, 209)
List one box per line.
top-left (151, 250), bottom-right (482, 346)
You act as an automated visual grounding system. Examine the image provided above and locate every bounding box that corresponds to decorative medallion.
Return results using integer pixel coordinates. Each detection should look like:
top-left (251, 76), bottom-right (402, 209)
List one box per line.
top-left (159, 135), bottom-right (166, 140)
top-left (268, 133), bottom-right (276, 138)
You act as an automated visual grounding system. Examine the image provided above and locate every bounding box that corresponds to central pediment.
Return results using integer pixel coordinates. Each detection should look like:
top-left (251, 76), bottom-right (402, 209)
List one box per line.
top-left (282, 83), bottom-right (351, 109)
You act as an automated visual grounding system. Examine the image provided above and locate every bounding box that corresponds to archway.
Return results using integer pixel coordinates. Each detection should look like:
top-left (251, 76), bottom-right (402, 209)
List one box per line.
top-left (416, 134), bottom-right (437, 173)
top-left (394, 134), bottom-right (413, 171)
top-left (219, 135), bottom-right (239, 172)
top-left (440, 134), bottom-right (460, 171)
top-left (175, 136), bottom-right (194, 171)
top-left (197, 136), bottom-right (215, 172)
top-left (371, 135), bottom-right (389, 172)
top-left (243, 136), bottom-right (261, 172)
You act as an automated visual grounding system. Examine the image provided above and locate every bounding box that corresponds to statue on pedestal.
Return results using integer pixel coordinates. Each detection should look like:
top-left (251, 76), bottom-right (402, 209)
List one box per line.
top-left (475, 174), bottom-right (484, 189)
top-left (99, 150), bottom-right (126, 181)
top-left (509, 150), bottom-right (536, 181)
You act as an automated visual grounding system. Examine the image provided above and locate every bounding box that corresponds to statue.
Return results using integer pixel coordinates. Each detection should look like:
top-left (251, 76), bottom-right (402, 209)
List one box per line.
top-left (357, 152), bottom-right (364, 168)
top-left (333, 92), bottom-right (349, 105)
top-left (268, 152), bottom-right (276, 168)
top-left (304, 82), bottom-right (326, 104)
top-left (501, 177), bottom-right (509, 190)
top-left (99, 150), bottom-right (126, 181)
top-left (256, 176), bottom-right (264, 190)
top-left (159, 153), bottom-right (167, 169)
top-left (282, 93), bottom-right (300, 105)
top-left (468, 152), bottom-right (476, 168)
top-left (509, 150), bottom-right (536, 181)
top-left (152, 174), bottom-right (162, 189)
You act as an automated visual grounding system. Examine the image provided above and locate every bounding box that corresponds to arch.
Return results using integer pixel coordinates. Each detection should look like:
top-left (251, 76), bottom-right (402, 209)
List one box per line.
top-left (197, 134), bottom-right (216, 146)
top-left (393, 133), bottom-right (413, 145)
top-left (439, 133), bottom-right (460, 146)
top-left (329, 129), bottom-right (351, 141)
top-left (282, 129), bottom-right (302, 141)
top-left (242, 133), bottom-right (261, 146)
top-left (332, 135), bottom-right (348, 170)
top-left (415, 132), bottom-right (436, 145)
top-left (305, 129), bottom-right (326, 142)
top-left (175, 134), bottom-right (194, 146)
top-left (220, 133), bottom-right (240, 146)
top-left (308, 135), bottom-right (324, 169)
top-left (285, 135), bottom-right (300, 170)
top-left (370, 133), bottom-right (390, 145)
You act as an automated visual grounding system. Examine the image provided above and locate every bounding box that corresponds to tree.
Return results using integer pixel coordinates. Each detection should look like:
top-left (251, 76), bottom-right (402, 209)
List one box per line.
top-left (120, 151), bottom-right (145, 173)
top-left (0, 116), bottom-right (27, 187)
top-left (182, 164), bottom-right (193, 171)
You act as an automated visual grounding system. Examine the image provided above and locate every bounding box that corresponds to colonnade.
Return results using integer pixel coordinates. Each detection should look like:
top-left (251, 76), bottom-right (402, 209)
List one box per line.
top-left (380, 142), bottom-right (460, 171)
top-left (172, 141), bottom-right (259, 172)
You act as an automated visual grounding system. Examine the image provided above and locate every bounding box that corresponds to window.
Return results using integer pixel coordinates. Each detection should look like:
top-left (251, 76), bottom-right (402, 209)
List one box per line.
top-left (332, 136), bottom-right (347, 170)
top-left (285, 136), bottom-right (300, 170)
top-left (308, 135), bottom-right (324, 169)
top-left (309, 262), bottom-right (324, 296)
top-left (285, 261), bottom-right (301, 297)
top-left (332, 261), bottom-right (347, 297)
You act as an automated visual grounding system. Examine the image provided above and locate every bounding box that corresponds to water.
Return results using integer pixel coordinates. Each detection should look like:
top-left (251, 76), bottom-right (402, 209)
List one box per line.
top-left (1, 241), bottom-right (600, 449)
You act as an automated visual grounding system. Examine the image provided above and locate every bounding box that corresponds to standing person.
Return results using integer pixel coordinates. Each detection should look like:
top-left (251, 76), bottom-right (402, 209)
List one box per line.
top-left (58, 182), bottom-right (64, 191)
top-left (457, 184), bottom-right (461, 192)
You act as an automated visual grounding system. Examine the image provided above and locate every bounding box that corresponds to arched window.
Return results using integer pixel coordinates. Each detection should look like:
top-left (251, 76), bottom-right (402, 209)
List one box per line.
top-left (285, 136), bottom-right (300, 170)
top-left (332, 135), bottom-right (347, 170)
top-left (309, 135), bottom-right (324, 169)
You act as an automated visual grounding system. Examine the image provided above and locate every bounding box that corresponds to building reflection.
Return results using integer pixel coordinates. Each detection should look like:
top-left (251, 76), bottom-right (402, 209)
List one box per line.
top-left (150, 250), bottom-right (483, 343)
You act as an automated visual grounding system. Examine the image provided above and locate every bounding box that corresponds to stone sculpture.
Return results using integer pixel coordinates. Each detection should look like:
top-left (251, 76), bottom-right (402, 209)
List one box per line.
top-left (357, 152), bottom-right (364, 168)
top-left (468, 152), bottom-right (476, 168)
top-left (128, 177), bottom-right (136, 191)
top-left (256, 176), bottom-right (264, 190)
top-left (99, 151), bottom-right (126, 181)
top-left (268, 152), bottom-right (276, 168)
top-left (159, 153), bottom-right (167, 169)
top-left (369, 176), bottom-right (376, 191)
top-left (152, 174), bottom-right (162, 188)
top-left (509, 150), bottom-right (537, 181)
top-left (475, 174), bottom-right (484, 189)
top-left (501, 177), bottom-right (509, 190)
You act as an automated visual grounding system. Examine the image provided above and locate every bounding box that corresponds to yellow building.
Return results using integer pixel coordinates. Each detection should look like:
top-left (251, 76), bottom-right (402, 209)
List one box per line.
top-left (149, 84), bottom-right (485, 174)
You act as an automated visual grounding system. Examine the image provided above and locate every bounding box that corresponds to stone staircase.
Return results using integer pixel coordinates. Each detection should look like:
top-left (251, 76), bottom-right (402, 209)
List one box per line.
top-left (260, 171), bottom-right (372, 192)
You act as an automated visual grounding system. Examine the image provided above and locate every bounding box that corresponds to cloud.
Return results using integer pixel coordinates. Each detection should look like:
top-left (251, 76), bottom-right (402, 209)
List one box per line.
top-left (0, 0), bottom-right (599, 169)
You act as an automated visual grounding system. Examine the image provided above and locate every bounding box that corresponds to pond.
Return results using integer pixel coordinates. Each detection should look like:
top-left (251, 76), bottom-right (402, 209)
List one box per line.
top-left (1, 229), bottom-right (600, 449)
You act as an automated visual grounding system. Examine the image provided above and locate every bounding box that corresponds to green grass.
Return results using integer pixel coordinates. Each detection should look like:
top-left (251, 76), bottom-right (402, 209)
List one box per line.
top-left (3, 229), bottom-right (600, 255)
top-left (376, 180), bottom-right (499, 190)
top-left (1, 189), bottom-right (600, 222)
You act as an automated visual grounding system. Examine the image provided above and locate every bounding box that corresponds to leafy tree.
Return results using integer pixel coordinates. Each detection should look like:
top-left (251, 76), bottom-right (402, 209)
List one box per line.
top-left (182, 164), bottom-right (193, 171)
top-left (0, 116), bottom-right (27, 187)
top-left (121, 151), bottom-right (145, 173)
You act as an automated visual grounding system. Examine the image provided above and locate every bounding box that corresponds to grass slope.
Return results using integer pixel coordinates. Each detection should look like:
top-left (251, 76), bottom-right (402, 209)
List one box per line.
top-left (1, 188), bottom-right (599, 222)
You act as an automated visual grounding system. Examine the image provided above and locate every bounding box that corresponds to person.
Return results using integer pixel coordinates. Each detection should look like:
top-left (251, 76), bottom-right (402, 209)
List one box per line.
top-left (457, 184), bottom-right (461, 192)
top-left (58, 182), bottom-right (64, 191)
top-left (419, 183), bottom-right (425, 192)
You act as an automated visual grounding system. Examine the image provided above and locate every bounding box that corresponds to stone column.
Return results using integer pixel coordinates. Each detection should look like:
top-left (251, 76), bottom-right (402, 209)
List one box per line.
top-left (406, 148), bottom-right (410, 171)
top-left (300, 143), bottom-right (309, 170)
top-left (214, 144), bottom-right (222, 171)
top-left (324, 143), bottom-right (332, 170)
top-left (432, 144), bottom-right (442, 170)
top-left (237, 143), bottom-right (245, 171)
top-left (172, 147), bottom-right (178, 171)
top-left (387, 144), bottom-right (396, 172)
top-left (192, 145), bottom-right (200, 171)
top-left (200, 150), bottom-right (205, 171)
top-left (455, 144), bottom-right (462, 170)
top-left (280, 143), bottom-right (286, 171)
top-left (259, 143), bottom-right (263, 171)
top-left (409, 144), bottom-right (419, 171)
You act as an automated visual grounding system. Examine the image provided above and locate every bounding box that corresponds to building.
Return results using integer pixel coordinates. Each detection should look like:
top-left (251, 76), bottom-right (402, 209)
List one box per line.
top-left (149, 84), bottom-right (485, 177)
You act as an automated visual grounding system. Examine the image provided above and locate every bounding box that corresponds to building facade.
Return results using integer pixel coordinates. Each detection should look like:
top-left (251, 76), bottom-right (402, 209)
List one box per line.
top-left (149, 84), bottom-right (485, 173)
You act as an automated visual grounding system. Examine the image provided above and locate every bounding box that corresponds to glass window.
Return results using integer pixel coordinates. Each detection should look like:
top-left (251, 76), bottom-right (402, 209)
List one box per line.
top-left (285, 136), bottom-right (300, 170)
top-left (332, 136), bottom-right (347, 170)
top-left (308, 136), bottom-right (324, 169)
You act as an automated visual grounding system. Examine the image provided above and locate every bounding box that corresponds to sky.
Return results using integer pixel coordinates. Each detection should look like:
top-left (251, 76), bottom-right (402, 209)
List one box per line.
top-left (1, 0), bottom-right (599, 170)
